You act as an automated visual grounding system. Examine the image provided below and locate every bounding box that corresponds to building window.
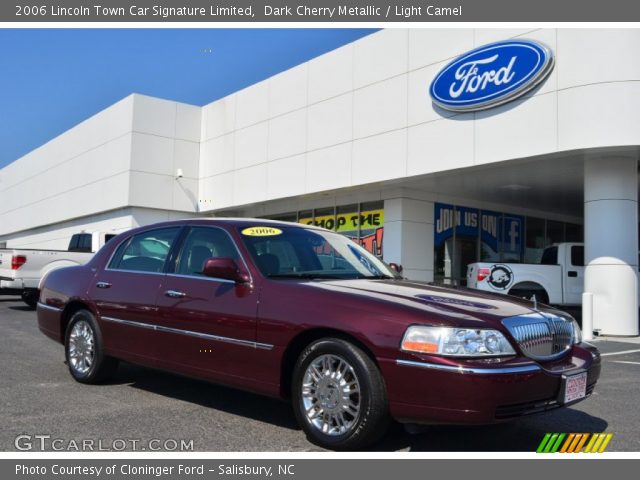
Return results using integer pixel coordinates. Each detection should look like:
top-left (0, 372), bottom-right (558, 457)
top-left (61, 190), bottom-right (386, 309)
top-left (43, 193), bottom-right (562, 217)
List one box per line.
top-left (525, 217), bottom-right (546, 263)
top-left (261, 201), bottom-right (385, 258)
top-left (546, 220), bottom-right (565, 245)
top-left (434, 202), bottom-right (582, 286)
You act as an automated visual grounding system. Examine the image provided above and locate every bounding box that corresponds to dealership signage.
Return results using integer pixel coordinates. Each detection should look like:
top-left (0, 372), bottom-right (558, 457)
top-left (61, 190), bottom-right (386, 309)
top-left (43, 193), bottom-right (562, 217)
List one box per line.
top-left (434, 203), bottom-right (523, 256)
top-left (429, 40), bottom-right (554, 112)
top-left (299, 209), bottom-right (384, 233)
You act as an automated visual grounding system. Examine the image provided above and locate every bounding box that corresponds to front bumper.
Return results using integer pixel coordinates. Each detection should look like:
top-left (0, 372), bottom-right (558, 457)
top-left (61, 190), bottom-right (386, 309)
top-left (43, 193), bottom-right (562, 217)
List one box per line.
top-left (381, 343), bottom-right (601, 424)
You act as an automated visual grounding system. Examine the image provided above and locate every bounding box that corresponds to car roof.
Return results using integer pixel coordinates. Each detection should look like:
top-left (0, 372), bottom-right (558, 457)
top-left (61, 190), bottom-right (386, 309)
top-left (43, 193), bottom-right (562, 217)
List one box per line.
top-left (151, 217), bottom-right (326, 232)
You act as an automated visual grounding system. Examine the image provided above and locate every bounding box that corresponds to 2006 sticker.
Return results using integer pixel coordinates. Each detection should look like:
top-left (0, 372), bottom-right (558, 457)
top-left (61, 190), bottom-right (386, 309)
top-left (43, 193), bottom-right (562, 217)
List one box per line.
top-left (241, 227), bottom-right (283, 237)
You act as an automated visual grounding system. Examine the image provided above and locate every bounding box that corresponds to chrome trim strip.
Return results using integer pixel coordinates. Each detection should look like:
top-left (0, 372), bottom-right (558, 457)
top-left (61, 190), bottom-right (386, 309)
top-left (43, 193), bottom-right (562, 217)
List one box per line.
top-left (100, 316), bottom-right (273, 350)
top-left (36, 302), bottom-right (63, 313)
top-left (395, 359), bottom-right (541, 375)
top-left (103, 268), bottom-right (166, 276)
top-left (165, 273), bottom-right (236, 285)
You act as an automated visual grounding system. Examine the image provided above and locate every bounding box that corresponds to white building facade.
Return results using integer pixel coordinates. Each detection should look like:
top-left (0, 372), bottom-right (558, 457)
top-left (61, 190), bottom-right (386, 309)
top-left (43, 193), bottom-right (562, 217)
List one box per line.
top-left (1, 28), bottom-right (638, 336)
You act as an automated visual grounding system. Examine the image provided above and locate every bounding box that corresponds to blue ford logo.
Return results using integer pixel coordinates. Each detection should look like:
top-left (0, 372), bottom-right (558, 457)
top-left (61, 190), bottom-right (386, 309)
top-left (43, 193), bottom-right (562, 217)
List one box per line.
top-left (429, 40), bottom-right (554, 112)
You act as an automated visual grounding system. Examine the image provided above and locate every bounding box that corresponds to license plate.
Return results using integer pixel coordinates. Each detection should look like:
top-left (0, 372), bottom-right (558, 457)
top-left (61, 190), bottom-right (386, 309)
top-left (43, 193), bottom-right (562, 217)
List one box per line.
top-left (563, 372), bottom-right (587, 404)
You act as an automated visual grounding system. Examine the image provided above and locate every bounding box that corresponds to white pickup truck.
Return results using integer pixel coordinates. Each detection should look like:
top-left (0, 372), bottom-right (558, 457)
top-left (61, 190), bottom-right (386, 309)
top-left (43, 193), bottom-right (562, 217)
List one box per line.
top-left (467, 242), bottom-right (584, 306)
top-left (0, 231), bottom-right (116, 307)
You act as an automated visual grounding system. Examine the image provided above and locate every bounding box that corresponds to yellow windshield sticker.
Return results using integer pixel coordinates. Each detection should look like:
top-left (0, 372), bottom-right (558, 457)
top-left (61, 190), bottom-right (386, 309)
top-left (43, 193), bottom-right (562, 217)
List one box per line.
top-left (241, 226), bottom-right (283, 237)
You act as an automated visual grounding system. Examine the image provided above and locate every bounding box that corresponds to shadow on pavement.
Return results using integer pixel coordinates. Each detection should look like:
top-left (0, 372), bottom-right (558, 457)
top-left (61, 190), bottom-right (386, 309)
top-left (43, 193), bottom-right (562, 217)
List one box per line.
top-left (109, 362), bottom-right (608, 451)
top-left (371, 409), bottom-right (608, 451)
top-left (9, 305), bottom-right (35, 312)
top-left (112, 362), bottom-right (300, 431)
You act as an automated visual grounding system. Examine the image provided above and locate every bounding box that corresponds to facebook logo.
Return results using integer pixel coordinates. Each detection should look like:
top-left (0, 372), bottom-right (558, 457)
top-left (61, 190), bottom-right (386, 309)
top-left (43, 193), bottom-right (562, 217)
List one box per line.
top-left (503, 215), bottom-right (523, 254)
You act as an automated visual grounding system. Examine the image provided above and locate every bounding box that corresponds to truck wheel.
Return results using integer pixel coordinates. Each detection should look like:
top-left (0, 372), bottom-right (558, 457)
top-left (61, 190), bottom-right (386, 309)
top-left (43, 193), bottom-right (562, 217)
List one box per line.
top-left (21, 290), bottom-right (38, 309)
top-left (65, 309), bottom-right (118, 384)
top-left (292, 338), bottom-right (390, 450)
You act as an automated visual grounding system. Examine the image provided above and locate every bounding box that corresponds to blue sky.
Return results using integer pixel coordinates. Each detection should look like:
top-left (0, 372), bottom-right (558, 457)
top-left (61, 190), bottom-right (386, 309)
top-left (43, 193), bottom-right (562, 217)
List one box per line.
top-left (0, 28), bottom-right (376, 168)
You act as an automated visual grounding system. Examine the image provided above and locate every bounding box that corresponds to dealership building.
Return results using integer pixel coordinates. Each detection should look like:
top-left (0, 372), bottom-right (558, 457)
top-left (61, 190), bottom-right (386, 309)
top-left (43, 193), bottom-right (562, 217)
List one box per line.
top-left (1, 28), bottom-right (638, 336)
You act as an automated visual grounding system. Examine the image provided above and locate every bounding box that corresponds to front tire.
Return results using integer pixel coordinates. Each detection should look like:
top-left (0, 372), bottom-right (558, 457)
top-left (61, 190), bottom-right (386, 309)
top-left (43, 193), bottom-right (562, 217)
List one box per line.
top-left (65, 309), bottom-right (118, 383)
top-left (292, 338), bottom-right (389, 450)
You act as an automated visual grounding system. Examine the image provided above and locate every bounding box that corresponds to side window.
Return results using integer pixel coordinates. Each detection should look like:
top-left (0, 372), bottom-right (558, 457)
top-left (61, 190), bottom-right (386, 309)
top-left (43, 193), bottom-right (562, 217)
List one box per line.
top-left (571, 246), bottom-right (584, 267)
top-left (108, 227), bottom-right (180, 273)
top-left (175, 227), bottom-right (239, 277)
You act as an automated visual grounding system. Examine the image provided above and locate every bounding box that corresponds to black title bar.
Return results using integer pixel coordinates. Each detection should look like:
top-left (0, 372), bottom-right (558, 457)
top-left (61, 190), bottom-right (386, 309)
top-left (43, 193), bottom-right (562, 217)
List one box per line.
top-left (3, 0), bottom-right (640, 22)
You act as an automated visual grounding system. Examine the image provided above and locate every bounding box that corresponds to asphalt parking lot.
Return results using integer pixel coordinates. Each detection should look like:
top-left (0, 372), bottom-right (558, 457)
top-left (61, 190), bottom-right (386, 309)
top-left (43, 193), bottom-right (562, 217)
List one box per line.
top-left (1, 297), bottom-right (639, 452)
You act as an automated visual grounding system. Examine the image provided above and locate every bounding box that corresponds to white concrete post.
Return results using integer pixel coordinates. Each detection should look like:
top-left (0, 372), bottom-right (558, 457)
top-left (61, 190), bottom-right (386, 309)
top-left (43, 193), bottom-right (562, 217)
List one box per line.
top-left (383, 197), bottom-right (435, 282)
top-left (584, 156), bottom-right (639, 336)
top-left (582, 292), bottom-right (594, 341)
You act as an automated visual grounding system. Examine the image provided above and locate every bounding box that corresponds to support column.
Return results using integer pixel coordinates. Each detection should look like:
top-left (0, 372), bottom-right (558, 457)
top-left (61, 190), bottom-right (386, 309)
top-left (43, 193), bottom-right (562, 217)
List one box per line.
top-left (584, 156), bottom-right (638, 336)
top-left (383, 197), bottom-right (434, 282)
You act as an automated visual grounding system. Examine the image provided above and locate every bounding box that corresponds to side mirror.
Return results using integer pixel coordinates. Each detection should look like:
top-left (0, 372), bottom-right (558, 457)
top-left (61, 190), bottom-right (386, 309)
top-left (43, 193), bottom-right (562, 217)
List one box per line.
top-left (202, 258), bottom-right (249, 284)
top-left (389, 263), bottom-right (403, 274)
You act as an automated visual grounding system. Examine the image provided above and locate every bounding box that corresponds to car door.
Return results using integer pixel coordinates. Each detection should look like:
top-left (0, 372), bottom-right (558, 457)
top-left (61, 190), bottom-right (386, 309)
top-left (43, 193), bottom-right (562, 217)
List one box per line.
top-left (90, 226), bottom-right (182, 364)
top-left (153, 226), bottom-right (263, 387)
top-left (564, 244), bottom-right (585, 305)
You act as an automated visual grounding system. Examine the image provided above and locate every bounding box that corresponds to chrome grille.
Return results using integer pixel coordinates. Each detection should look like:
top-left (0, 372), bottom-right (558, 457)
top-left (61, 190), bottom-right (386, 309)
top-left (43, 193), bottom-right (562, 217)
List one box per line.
top-left (502, 314), bottom-right (574, 360)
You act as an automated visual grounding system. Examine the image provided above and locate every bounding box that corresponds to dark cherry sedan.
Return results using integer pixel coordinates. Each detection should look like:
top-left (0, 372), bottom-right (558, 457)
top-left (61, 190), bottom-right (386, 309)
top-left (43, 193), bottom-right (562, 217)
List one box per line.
top-left (37, 218), bottom-right (601, 449)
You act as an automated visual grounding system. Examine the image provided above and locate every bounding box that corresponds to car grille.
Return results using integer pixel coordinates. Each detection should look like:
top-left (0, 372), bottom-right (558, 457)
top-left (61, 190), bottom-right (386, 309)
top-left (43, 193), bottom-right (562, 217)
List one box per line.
top-left (502, 313), bottom-right (574, 361)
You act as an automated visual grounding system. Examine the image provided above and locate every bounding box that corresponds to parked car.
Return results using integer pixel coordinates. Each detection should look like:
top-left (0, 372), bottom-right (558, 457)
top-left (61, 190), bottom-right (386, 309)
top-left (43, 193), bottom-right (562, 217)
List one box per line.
top-left (37, 219), bottom-right (600, 450)
top-left (467, 243), bottom-right (584, 306)
top-left (0, 232), bottom-right (116, 307)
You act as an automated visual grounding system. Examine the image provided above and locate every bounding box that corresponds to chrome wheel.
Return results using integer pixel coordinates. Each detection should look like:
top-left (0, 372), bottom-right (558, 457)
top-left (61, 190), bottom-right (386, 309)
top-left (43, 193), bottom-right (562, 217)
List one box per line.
top-left (68, 320), bottom-right (95, 375)
top-left (301, 354), bottom-right (361, 436)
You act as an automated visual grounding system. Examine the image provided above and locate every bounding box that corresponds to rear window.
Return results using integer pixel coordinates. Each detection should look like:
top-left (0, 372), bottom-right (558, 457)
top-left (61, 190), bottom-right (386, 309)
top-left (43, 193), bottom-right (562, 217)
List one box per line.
top-left (68, 233), bottom-right (92, 252)
top-left (540, 246), bottom-right (558, 265)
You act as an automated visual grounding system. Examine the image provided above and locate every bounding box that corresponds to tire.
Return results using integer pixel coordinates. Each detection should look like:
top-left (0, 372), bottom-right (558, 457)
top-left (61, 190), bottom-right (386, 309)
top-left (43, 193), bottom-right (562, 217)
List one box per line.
top-left (21, 290), bottom-right (38, 309)
top-left (64, 309), bottom-right (118, 384)
top-left (291, 338), bottom-right (390, 450)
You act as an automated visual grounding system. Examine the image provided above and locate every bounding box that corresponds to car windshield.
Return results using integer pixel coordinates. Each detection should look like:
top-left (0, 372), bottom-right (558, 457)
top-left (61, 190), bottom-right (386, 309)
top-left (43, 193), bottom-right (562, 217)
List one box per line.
top-left (238, 226), bottom-right (397, 280)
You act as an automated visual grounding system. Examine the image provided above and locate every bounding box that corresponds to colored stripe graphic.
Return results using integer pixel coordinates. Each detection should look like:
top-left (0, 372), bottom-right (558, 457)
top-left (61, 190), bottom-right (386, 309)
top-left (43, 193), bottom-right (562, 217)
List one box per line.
top-left (537, 433), bottom-right (613, 453)
top-left (559, 433), bottom-right (575, 453)
top-left (574, 433), bottom-right (590, 452)
top-left (536, 433), bottom-right (552, 453)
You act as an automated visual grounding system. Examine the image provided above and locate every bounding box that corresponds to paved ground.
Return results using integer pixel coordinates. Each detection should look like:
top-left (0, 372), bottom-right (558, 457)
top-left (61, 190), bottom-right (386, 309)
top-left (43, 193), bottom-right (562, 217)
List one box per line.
top-left (1, 297), bottom-right (639, 452)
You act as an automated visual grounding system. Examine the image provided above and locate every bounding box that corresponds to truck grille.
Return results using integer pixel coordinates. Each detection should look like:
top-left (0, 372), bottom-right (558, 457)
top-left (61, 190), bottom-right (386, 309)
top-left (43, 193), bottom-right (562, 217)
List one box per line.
top-left (502, 314), bottom-right (574, 361)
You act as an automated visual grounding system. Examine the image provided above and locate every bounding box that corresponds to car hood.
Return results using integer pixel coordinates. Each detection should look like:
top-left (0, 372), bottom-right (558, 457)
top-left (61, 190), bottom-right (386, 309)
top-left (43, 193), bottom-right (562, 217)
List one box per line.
top-left (308, 278), bottom-right (549, 328)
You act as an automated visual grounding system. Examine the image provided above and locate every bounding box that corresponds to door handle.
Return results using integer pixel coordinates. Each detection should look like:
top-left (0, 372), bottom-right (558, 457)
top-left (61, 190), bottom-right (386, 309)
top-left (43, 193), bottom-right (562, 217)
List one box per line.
top-left (96, 281), bottom-right (112, 289)
top-left (568, 271), bottom-right (578, 278)
top-left (165, 290), bottom-right (186, 298)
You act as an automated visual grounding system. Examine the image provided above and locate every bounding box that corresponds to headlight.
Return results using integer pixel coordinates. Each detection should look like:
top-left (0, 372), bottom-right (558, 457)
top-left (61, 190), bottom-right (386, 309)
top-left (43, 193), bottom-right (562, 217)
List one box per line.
top-left (401, 326), bottom-right (516, 357)
top-left (572, 319), bottom-right (582, 345)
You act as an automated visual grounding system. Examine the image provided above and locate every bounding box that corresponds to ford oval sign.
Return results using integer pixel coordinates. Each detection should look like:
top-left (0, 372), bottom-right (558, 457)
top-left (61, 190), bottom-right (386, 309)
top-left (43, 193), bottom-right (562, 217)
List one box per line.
top-left (429, 40), bottom-right (554, 112)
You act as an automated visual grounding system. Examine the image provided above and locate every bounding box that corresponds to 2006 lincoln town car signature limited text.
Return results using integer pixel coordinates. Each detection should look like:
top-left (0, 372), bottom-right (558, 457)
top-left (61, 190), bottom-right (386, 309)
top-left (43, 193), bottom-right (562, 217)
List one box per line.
top-left (36, 219), bottom-right (601, 449)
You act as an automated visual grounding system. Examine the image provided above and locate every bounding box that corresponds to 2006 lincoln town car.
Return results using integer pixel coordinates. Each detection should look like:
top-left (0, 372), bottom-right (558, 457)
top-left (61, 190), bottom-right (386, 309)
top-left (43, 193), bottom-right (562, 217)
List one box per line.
top-left (37, 219), bottom-right (601, 449)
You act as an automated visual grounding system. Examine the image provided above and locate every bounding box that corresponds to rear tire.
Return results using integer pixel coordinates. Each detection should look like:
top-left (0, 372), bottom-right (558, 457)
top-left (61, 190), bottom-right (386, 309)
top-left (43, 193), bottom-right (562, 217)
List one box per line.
top-left (291, 338), bottom-right (389, 450)
top-left (65, 309), bottom-right (118, 383)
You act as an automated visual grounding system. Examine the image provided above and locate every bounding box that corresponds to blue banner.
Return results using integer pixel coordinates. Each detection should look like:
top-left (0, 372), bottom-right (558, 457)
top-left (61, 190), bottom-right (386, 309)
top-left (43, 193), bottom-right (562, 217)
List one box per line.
top-left (501, 214), bottom-right (524, 256)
